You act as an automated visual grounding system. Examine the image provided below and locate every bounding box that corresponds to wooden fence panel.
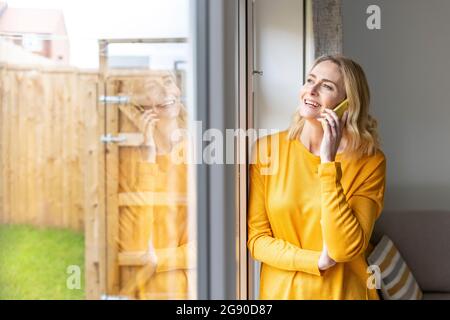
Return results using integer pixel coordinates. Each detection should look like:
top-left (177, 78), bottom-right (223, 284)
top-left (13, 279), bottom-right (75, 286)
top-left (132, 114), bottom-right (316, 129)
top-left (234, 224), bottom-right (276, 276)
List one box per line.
top-left (0, 65), bottom-right (99, 231)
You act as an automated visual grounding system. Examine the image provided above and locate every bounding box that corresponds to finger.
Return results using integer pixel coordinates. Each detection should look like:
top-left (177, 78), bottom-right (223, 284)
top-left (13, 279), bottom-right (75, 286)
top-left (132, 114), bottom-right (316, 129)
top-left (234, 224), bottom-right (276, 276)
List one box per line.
top-left (340, 110), bottom-right (349, 128)
top-left (323, 113), bottom-right (337, 138)
top-left (146, 114), bottom-right (159, 122)
top-left (324, 109), bottom-right (340, 134)
top-left (141, 114), bottom-right (152, 127)
top-left (143, 112), bottom-right (158, 124)
top-left (143, 109), bottom-right (158, 118)
top-left (139, 116), bottom-right (150, 131)
top-left (141, 110), bottom-right (152, 120)
top-left (324, 108), bottom-right (340, 126)
top-left (142, 113), bottom-right (159, 129)
top-left (142, 112), bottom-right (151, 121)
top-left (143, 120), bottom-right (152, 134)
top-left (322, 117), bottom-right (331, 137)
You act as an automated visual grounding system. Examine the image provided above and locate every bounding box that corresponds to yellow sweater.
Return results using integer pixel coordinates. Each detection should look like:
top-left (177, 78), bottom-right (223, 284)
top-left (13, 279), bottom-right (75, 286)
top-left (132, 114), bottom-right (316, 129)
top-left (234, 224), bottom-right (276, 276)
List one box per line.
top-left (248, 130), bottom-right (386, 300)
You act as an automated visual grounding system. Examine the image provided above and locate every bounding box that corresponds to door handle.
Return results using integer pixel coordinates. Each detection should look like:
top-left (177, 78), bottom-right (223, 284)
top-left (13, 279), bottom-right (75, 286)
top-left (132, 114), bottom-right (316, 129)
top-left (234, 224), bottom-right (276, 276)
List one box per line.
top-left (101, 133), bottom-right (127, 144)
top-left (99, 95), bottom-right (130, 104)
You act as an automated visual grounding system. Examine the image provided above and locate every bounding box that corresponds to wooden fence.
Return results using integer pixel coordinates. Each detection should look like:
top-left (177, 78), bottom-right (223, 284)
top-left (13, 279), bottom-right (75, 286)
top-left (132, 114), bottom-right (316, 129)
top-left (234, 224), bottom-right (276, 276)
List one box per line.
top-left (0, 64), bottom-right (101, 232)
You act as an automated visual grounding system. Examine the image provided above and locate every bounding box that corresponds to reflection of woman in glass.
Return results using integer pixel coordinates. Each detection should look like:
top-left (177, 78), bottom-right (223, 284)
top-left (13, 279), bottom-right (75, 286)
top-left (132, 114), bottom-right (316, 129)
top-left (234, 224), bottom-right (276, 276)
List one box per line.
top-left (248, 55), bottom-right (386, 299)
top-left (119, 73), bottom-right (195, 299)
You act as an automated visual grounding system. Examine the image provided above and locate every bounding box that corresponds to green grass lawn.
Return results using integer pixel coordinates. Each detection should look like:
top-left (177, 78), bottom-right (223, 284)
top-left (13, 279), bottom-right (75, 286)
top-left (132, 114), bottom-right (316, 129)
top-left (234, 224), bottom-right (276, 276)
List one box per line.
top-left (0, 224), bottom-right (85, 300)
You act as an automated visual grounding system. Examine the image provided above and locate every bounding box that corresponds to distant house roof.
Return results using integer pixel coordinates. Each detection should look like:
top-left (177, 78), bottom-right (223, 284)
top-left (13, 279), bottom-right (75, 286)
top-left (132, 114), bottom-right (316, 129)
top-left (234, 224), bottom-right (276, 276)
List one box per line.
top-left (0, 6), bottom-right (67, 36)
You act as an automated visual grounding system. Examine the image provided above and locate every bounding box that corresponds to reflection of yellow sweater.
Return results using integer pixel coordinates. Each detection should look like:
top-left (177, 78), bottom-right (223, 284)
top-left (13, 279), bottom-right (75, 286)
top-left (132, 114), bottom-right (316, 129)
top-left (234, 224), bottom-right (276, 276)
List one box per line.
top-left (133, 141), bottom-right (196, 300)
top-left (248, 131), bottom-right (386, 300)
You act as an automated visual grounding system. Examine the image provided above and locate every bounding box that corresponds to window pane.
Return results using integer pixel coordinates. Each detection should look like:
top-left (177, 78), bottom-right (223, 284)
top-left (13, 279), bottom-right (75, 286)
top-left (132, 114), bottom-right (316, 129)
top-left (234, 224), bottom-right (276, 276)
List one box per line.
top-left (0, 0), bottom-right (196, 300)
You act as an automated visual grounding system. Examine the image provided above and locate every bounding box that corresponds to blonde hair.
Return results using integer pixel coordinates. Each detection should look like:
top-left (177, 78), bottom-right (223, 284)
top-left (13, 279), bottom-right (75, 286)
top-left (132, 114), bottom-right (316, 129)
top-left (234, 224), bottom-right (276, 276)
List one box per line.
top-left (288, 55), bottom-right (380, 159)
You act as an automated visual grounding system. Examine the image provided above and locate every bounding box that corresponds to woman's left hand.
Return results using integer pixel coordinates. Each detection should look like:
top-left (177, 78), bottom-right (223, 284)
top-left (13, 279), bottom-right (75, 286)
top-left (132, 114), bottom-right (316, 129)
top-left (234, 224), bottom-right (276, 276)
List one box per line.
top-left (318, 243), bottom-right (336, 271)
top-left (319, 109), bottom-right (349, 163)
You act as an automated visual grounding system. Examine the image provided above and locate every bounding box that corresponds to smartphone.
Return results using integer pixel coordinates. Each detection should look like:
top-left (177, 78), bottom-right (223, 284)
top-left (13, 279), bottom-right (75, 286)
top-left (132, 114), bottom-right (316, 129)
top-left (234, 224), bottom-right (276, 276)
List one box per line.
top-left (332, 98), bottom-right (349, 119)
top-left (134, 104), bottom-right (146, 113)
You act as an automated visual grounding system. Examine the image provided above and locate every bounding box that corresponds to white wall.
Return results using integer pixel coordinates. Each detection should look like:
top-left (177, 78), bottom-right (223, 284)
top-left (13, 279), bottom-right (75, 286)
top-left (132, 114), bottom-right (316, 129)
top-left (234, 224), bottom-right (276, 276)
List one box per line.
top-left (343, 0), bottom-right (450, 211)
top-left (252, 0), bottom-right (305, 299)
top-left (254, 0), bottom-right (304, 132)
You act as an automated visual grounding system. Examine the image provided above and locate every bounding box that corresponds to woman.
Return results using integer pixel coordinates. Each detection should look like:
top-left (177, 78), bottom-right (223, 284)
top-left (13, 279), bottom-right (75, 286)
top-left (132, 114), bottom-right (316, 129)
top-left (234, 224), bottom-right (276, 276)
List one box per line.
top-left (118, 72), bottom-right (196, 300)
top-left (247, 55), bottom-right (386, 300)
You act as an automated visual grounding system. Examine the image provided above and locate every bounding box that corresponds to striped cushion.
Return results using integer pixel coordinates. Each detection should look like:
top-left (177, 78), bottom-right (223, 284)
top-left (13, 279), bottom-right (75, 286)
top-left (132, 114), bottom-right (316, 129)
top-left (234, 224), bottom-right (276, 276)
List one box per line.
top-left (367, 235), bottom-right (423, 300)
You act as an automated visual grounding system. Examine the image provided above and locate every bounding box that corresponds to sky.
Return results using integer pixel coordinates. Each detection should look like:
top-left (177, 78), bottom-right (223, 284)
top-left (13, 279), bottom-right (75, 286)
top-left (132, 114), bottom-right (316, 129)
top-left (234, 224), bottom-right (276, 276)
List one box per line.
top-left (4, 0), bottom-right (190, 68)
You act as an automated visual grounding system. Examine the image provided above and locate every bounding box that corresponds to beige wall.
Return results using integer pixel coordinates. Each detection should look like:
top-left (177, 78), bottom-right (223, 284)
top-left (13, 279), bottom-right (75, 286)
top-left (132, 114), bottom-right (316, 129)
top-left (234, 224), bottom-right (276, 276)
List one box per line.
top-left (343, 0), bottom-right (450, 211)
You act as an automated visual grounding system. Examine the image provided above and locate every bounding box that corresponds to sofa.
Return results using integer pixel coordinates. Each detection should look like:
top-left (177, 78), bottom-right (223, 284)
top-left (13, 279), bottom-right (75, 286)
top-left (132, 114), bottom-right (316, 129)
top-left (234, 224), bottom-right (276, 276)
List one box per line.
top-left (371, 210), bottom-right (450, 300)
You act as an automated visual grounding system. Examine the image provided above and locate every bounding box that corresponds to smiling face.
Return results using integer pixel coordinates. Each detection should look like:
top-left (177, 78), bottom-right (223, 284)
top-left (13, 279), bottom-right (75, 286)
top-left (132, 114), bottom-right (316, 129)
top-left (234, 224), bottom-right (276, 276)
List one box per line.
top-left (140, 75), bottom-right (182, 119)
top-left (299, 60), bottom-right (347, 120)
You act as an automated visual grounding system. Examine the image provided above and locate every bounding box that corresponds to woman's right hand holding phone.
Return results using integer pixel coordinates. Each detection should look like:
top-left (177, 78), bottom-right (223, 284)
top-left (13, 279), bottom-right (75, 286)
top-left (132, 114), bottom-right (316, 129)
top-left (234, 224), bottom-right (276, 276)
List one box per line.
top-left (138, 109), bottom-right (160, 144)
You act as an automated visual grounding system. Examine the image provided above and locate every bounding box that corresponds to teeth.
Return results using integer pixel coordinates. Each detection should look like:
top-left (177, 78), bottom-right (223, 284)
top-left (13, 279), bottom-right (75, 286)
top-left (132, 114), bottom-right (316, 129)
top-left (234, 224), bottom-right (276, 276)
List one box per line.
top-left (304, 99), bottom-right (321, 108)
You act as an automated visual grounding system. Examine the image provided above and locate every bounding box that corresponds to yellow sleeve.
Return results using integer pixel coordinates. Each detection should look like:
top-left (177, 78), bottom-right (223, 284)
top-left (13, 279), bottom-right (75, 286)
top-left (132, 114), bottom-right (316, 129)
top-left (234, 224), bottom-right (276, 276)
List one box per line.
top-left (155, 241), bottom-right (197, 273)
top-left (318, 155), bottom-right (386, 263)
top-left (247, 140), bottom-right (323, 276)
